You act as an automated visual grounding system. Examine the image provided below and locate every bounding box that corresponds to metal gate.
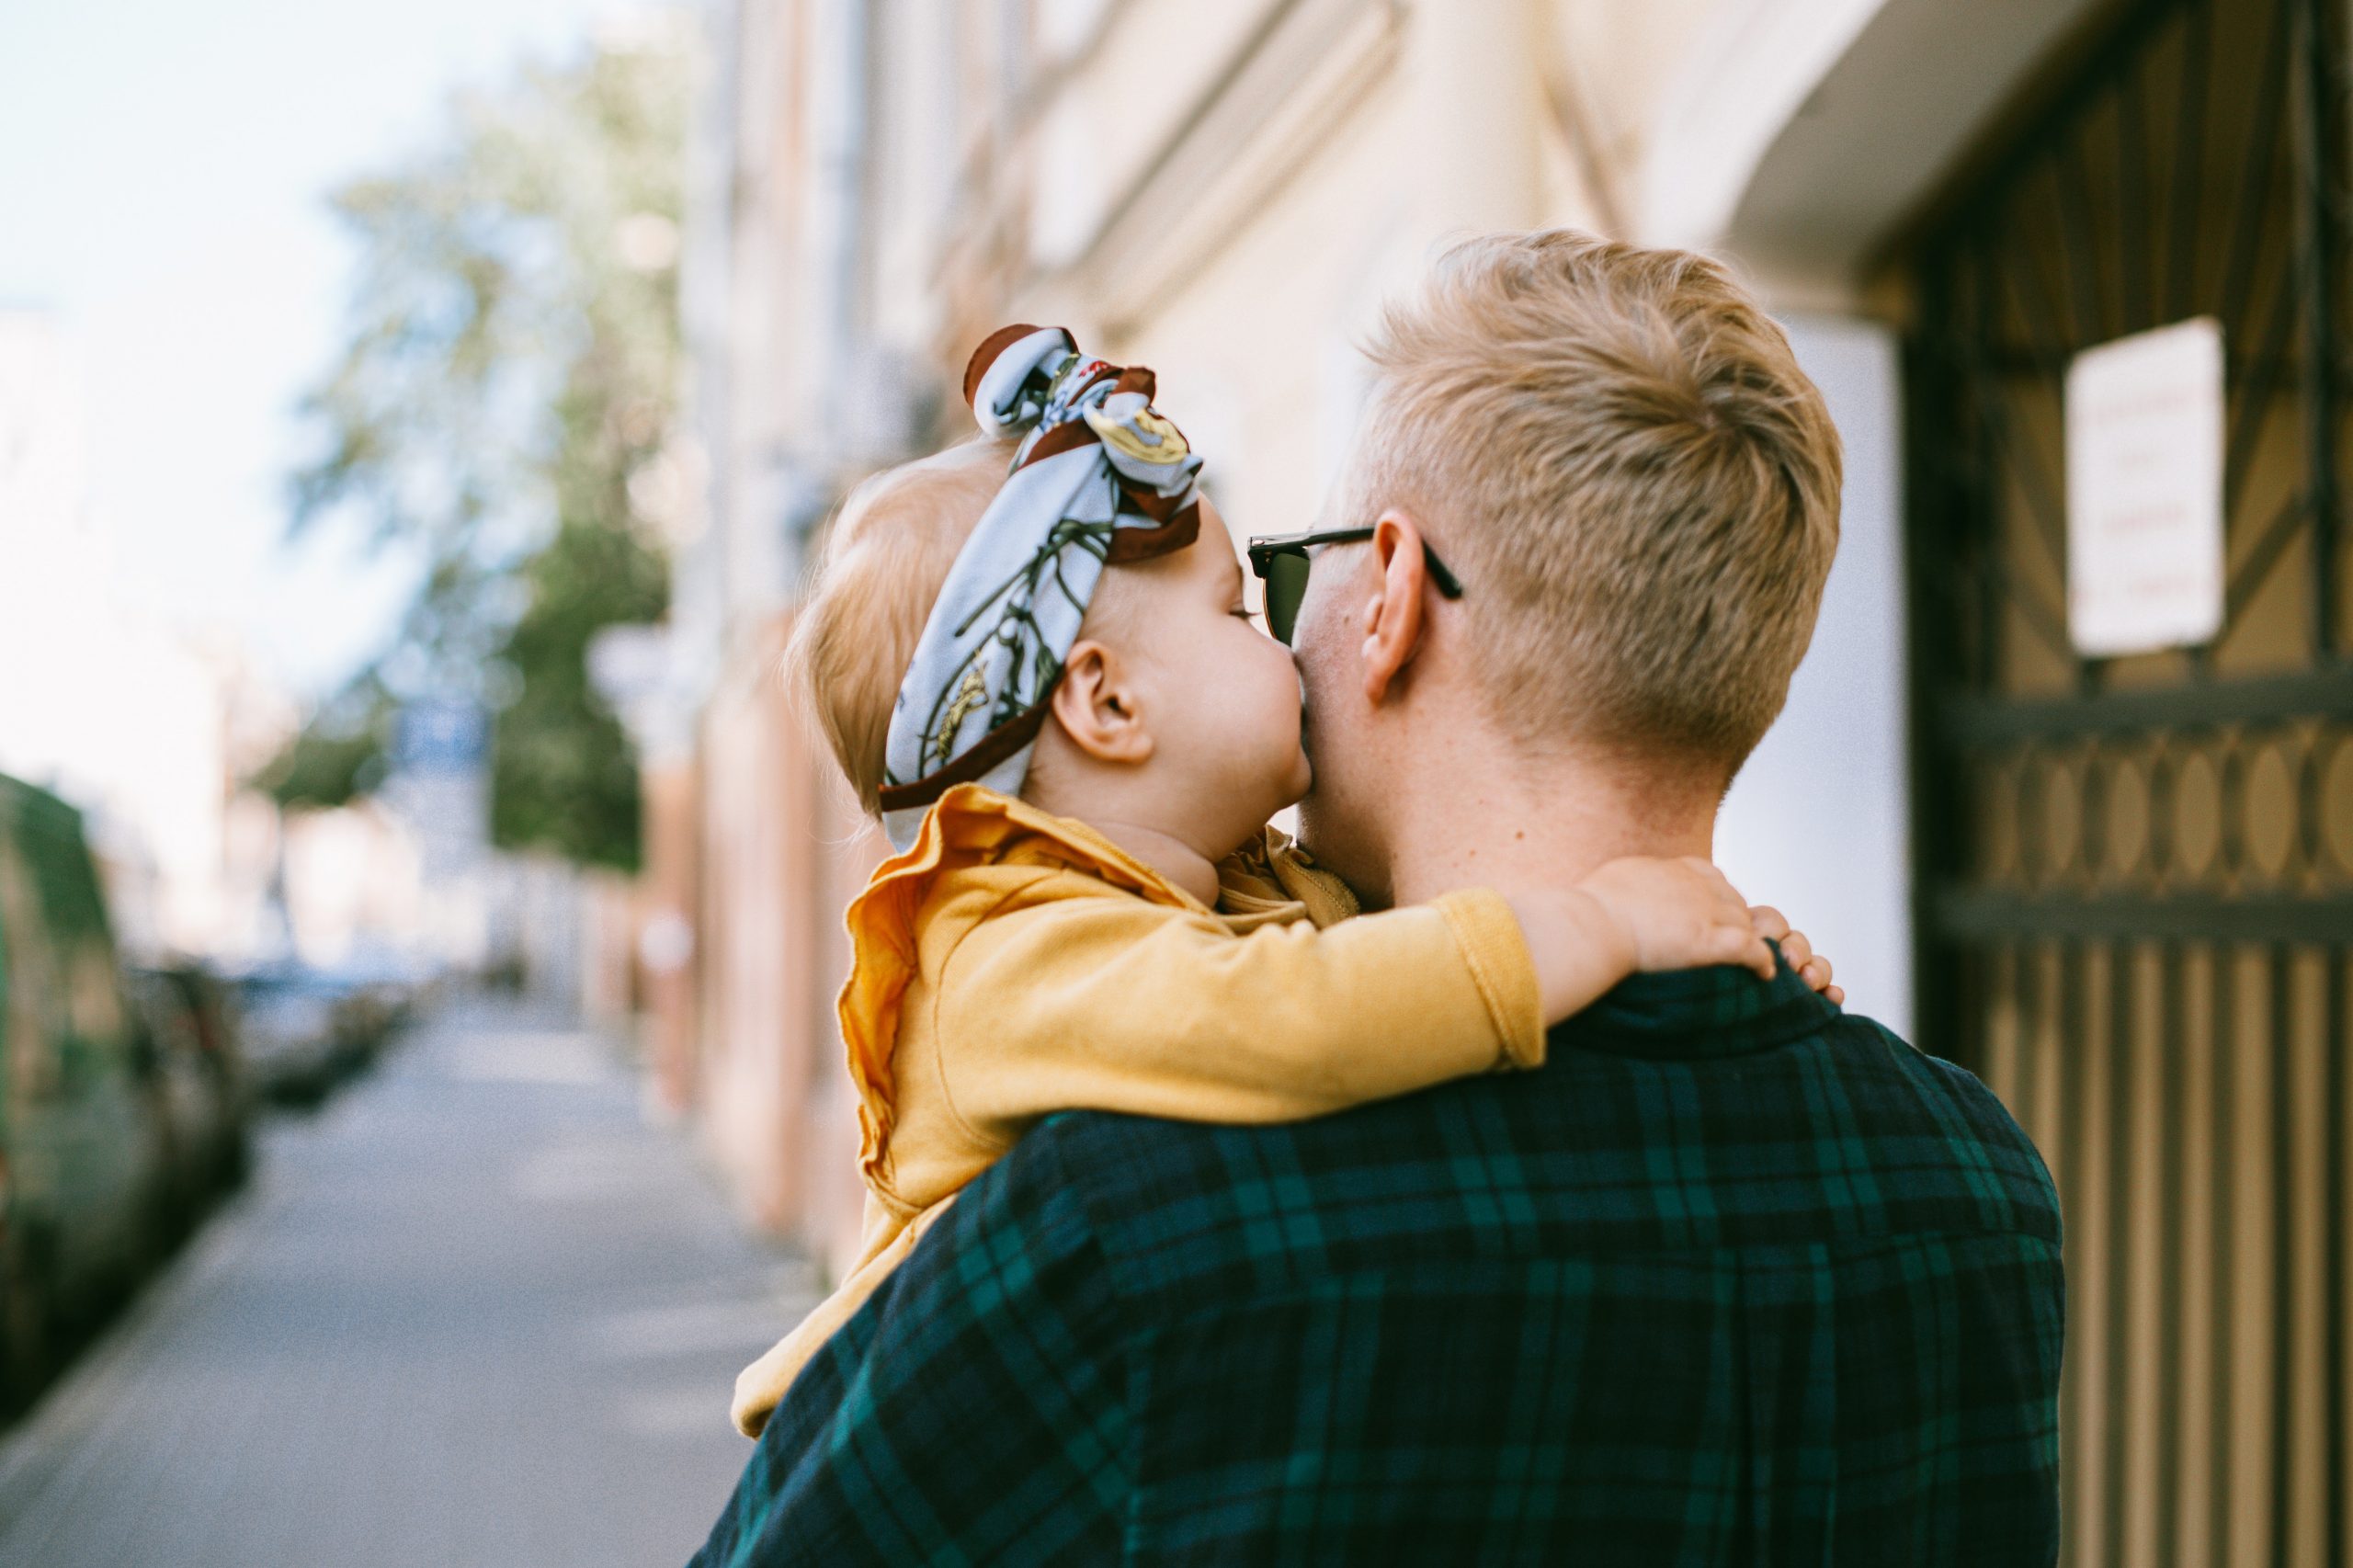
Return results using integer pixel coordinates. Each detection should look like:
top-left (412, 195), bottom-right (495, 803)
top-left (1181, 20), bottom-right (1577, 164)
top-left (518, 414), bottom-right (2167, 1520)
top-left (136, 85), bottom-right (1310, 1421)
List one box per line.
top-left (1903, 0), bottom-right (2351, 1562)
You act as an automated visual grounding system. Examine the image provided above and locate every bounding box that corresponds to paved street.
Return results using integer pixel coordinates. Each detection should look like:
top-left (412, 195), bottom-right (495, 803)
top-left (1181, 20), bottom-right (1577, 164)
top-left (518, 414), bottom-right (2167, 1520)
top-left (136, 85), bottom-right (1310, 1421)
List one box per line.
top-left (0, 996), bottom-right (818, 1568)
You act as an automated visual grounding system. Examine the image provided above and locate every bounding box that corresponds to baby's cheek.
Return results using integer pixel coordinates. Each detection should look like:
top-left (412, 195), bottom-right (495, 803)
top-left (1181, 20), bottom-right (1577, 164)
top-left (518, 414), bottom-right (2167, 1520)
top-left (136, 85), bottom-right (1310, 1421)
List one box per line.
top-left (1245, 642), bottom-right (1297, 722)
top-left (1266, 659), bottom-right (1310, 759)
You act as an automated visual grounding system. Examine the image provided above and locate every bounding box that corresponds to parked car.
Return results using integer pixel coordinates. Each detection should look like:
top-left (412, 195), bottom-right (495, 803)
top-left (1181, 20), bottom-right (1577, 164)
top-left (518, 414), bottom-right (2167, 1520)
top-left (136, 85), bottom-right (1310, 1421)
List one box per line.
top-left (318, 949), bottom-right (433, 1065)
top-left (125, 964), bottom-right (249, 1223)
top-left (0, 773), bottom-right (172, 1408)
top-left (230, 949), bottom-right (435, 1108)
top-left (228, 967), bottom-right (347, 1108)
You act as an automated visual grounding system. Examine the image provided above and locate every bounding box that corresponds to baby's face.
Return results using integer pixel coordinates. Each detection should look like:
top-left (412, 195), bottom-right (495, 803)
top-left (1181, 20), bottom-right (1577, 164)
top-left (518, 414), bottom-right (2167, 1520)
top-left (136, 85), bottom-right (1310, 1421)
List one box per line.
top-left (1108, 495), bottom-right (1314, 846)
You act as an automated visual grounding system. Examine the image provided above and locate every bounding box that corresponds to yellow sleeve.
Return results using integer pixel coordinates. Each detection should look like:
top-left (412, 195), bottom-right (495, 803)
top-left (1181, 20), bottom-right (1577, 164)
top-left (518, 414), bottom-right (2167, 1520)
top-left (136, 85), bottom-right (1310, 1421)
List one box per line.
top-left (935, 874), bottom-right (1544, 1141)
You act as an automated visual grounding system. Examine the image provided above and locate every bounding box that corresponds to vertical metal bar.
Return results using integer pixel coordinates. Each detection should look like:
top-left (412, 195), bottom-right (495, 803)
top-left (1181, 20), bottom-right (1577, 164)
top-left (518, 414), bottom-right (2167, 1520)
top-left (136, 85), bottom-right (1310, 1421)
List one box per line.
top-left (2223, 742), bottom-right (2253, 889)
top-left (2009, 197), bottom-right (2080, 369)
top-left (2165, 0), bottom-right (2213, 323)
top-left (2104, 941), bottom-right (2137, 1564)
top-left (2291, 0), bottom-right (2340, 656)
top-left (2270, 943), bottom-right (2299, 1568)
top-left (2212, 942), bottom-right (2239, 1568)
top-left (2217, 0), bottom-right (2296, 339)
top-left (2060, 938), bottom-right (2093, 1566)
top-left (2083, 747), bottom-right (2111, 890)
top-left (2150, 742), bottom-right (2178, 889)
top-left (1952, 940), bottom-right (1982, 1081)
top-left (2299, 0), bottom-right (2346, 1538)
top-left (2021, 756), bottom-right (2052, 894)
top-left (1970, 244), bottom-right (2007, 691)
top-left (2117, 36), bottom-right (2154, 335)
top-left (2016, 938), bottom-right (2045, 1140)
top-left (2298, 731), bottom-right (2345, 1567)
top-left (1905, 259), bottom-right (1966, 1067)
top-left (2053, 120), bottom-right (2118, 699)
top-left (2325, 945), bottom-right (2347, 1568)
top-left (1966, 235), bottom-right (2077, 664)
top-left (2056, 140), bottom-right (2113, 351)
top-left (2154, 939), bottom-right (2187, 1568)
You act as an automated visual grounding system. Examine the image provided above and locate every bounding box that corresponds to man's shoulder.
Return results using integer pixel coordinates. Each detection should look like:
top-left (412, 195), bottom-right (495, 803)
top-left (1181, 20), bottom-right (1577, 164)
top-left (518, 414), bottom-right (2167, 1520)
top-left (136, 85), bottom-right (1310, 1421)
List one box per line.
top-left (1815, 1007), bottom-right (2052, 1153)
top-left (1814, 1009), bottom-right (2061, 1219)
top-left (1003, 1004), bottom-right (2059, 1306)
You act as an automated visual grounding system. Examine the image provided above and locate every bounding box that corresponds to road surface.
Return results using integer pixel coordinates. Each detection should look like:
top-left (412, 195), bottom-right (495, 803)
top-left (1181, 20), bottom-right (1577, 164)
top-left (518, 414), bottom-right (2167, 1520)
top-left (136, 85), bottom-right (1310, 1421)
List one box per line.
top-left (0, 994), bottom-right (816, 1568)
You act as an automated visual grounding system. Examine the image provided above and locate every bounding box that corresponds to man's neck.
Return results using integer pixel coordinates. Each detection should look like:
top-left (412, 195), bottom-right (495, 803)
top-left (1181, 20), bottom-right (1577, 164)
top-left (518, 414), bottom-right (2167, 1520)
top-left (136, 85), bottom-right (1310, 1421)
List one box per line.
top-left (1382, 746), bottom-right (1718, 909)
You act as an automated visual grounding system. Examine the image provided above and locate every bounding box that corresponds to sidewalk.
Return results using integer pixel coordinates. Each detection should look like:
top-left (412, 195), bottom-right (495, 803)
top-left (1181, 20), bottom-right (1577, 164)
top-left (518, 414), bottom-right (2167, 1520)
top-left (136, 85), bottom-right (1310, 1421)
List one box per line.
top-left (0, 994), bottom-right (818, 1568)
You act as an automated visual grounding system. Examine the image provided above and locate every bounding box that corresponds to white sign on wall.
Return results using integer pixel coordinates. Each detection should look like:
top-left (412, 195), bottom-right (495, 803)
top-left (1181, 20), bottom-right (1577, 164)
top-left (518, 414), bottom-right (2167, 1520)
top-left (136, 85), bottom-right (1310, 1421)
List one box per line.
top-left (2064, 315), bottom-right (2227, 656)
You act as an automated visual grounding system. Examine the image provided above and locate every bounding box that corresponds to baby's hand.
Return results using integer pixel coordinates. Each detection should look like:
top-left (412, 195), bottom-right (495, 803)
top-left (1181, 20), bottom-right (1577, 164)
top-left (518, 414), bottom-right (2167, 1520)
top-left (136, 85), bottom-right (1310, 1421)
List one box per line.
top-left (1746, 904), bottom-right (1846, 1006)
top-left (1504, 858), bottom-right (1777, 1028)
top-left (1576, 857), bottom-right (1776, 983)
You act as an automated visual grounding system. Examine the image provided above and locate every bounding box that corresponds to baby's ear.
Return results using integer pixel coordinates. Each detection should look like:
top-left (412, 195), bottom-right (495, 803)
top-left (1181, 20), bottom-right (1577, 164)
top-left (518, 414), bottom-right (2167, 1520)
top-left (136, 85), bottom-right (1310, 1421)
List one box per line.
top-left (1048, 640), bottom-right (1154, 766)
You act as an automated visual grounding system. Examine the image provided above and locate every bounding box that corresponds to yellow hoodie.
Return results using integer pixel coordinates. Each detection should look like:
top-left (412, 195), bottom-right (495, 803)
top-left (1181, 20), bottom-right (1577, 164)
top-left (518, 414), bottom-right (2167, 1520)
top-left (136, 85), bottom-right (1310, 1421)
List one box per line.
top-left (730, 781), bottom-right (1544, 1437)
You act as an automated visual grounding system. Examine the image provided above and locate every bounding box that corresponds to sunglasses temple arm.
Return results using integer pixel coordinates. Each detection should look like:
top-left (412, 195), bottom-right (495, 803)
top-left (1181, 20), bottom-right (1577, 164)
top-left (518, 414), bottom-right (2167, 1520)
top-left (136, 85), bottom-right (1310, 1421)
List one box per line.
top-left (1421, 545), bottom-right (1465, 598)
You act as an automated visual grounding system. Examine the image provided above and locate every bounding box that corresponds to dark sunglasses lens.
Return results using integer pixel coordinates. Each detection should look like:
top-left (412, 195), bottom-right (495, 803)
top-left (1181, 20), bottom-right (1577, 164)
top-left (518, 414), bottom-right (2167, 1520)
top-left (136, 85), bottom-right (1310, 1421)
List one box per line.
top-left (1265, 551), bottom-right (1311, 645)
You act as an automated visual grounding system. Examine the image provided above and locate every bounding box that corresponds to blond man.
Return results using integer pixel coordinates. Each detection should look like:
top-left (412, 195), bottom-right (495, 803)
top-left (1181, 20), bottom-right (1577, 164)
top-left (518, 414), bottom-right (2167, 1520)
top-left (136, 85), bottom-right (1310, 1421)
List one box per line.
top-left (693, 232), bottom-right (2063, 1568)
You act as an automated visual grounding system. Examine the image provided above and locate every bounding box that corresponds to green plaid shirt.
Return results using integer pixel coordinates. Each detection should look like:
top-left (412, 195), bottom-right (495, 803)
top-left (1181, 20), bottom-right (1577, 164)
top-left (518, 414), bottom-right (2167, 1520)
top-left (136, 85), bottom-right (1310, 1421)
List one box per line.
top-left (693, 955), bottom-right (2063, 1565)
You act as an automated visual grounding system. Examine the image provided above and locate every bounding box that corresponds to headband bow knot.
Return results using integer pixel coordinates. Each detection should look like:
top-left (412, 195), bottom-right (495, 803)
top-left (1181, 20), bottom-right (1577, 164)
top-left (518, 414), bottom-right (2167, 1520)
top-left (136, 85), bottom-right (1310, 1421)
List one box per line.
top-left (876, 326), bottom-right (1203, 849)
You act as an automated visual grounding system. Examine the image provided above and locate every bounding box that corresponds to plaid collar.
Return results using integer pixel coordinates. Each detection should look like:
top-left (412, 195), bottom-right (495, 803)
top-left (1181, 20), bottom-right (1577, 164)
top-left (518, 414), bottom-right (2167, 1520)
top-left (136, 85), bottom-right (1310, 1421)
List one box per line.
top-left (1552, 944), bottom-right (1841, 1062)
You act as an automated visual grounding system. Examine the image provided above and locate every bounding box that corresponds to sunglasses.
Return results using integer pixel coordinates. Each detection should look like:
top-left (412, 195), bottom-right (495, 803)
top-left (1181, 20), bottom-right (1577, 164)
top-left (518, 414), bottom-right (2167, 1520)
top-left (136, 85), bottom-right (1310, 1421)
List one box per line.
top-left (1244, 527), bottom-right (1465, 645)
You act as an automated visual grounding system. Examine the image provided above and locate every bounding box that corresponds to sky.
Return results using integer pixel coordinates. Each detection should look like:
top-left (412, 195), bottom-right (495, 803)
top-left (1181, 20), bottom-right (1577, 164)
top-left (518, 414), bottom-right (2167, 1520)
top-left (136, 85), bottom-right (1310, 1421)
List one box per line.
top-left (0, 0), bottom-right (637, 704)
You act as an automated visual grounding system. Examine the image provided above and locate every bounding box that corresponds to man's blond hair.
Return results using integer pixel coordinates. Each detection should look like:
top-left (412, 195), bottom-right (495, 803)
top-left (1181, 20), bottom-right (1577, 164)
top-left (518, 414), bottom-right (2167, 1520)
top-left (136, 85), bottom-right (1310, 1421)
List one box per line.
top-left (1351, 230), bottom-right (1841, 781)
top-left (782, 438), bottom-right (1015, 813)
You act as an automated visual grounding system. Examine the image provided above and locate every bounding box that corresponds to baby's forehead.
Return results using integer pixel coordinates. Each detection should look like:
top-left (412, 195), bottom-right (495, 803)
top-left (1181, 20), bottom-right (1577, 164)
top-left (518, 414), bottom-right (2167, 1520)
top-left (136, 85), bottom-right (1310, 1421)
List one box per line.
top-left (1083, 514), bottom-right (1236, 627)
top-left (1184, 519), bottom-right (1245, 592)
top-left (1125, 531), bottom-right (1239, 597)
top-left (1191, 497), bottom-right (1243, 569)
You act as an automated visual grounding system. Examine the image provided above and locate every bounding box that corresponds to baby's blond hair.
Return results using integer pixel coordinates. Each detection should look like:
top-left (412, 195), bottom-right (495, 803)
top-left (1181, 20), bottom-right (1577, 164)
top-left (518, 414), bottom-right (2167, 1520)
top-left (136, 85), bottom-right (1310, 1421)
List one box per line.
top-left (1349, 230), bottom-right (1842, 780)
top-left (783, 438), bottom-right (1017, 814)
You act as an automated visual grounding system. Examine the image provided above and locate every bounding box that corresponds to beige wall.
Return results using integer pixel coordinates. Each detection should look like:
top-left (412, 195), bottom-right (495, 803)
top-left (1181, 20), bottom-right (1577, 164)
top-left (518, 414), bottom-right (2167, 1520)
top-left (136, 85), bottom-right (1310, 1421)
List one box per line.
top-left (944, 0), bottom-right (1606, 559)
top-left (638, 758), bottom-right (701, 1116)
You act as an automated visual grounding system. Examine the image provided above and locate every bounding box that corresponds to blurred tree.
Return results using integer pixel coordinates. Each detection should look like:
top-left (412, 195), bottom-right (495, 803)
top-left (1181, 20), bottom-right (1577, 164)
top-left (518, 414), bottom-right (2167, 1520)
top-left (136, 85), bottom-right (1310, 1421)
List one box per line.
top-left (265, 669), bottom-right (396, 811)
top-left (256, 18), bottom-right (686, 871)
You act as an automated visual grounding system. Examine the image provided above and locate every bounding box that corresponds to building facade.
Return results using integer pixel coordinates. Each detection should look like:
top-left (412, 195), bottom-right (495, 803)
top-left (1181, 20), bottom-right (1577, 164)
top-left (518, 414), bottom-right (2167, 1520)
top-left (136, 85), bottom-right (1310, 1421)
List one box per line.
top-left (666, 3), bottom-right (2351, 1560)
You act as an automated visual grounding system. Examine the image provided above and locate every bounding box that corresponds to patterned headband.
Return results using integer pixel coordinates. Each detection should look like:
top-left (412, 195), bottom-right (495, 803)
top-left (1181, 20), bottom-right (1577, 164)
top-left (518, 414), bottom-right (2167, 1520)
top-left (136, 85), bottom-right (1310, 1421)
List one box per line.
top-left (876, 325), bottom-right (1204, 850)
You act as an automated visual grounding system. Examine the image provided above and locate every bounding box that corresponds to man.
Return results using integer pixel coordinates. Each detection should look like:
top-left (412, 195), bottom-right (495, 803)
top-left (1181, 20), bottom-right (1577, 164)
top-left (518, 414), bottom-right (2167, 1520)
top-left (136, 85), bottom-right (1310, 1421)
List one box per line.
top-left (692, 232), bottom-right (2063, 1565)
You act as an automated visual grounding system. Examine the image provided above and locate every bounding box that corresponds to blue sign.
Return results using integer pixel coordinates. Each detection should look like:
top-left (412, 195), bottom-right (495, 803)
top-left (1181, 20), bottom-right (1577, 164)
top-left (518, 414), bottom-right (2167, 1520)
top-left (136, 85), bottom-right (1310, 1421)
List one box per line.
top-left (393, 700), bottom-right (487, 773)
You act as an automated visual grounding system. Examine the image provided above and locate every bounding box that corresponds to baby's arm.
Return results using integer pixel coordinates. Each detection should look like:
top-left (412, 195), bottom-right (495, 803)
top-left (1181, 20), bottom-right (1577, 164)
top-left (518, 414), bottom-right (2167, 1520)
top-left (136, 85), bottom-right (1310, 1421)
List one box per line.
top-left (935, 859), bottom-right (1770, 1141)
top-left (938, 877), bottom-right (1536, 1137)
top-left (1507, 857), bottom-right (1776, 1023)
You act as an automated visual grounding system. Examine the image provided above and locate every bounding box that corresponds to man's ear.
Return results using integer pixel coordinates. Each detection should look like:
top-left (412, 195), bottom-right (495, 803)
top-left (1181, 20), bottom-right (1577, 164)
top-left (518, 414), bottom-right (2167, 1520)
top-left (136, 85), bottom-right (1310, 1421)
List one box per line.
top-left (1047, 639), bottom-right (1154, 765)
top-left (1360, 510), bottom-right (1433, 705)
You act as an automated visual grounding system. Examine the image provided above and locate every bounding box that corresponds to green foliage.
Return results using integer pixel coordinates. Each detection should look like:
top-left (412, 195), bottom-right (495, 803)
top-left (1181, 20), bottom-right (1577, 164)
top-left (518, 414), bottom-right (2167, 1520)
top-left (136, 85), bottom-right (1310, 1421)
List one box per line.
top-left (490, 517), bottom-right (666, 873)
top-left (257, 674), bottom-right (396, 811)
top-left (268, 18), bottom-right (686, 867)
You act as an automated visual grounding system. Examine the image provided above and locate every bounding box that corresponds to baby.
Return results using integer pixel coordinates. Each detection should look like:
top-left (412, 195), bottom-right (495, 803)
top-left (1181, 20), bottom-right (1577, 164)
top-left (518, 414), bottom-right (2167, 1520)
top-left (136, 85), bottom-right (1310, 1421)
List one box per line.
top-left (731, 326), bottom-right (1836, 1437)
